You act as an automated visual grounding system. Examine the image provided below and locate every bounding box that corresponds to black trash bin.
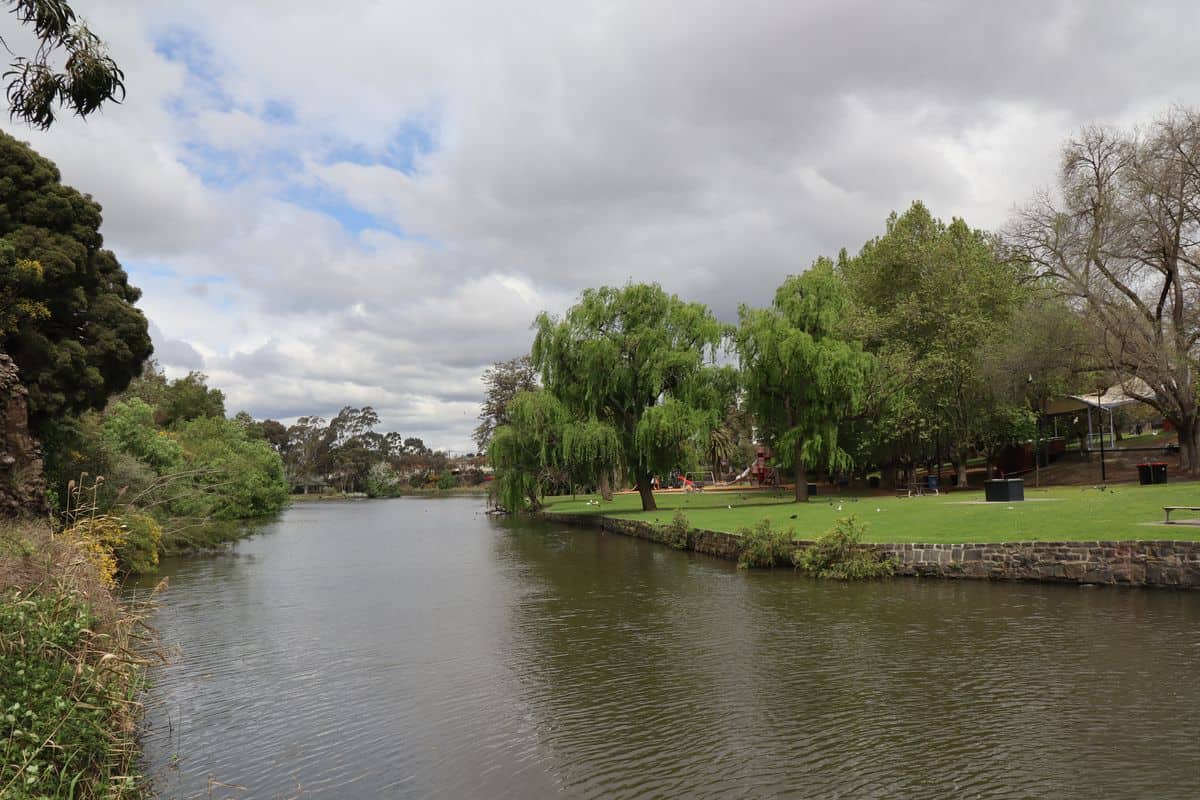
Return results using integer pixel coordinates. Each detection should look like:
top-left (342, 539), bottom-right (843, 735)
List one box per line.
top-left (984, 478), bottom-right (1024, 502)
top-left (1151, 462), bottom-right (1168, 484)
top-left (868, 475), bottom-right (880, 489)
top-left (807, 482), bottom-right (817, 497)
top-left (1137, 463), bottom-right (1153, 485)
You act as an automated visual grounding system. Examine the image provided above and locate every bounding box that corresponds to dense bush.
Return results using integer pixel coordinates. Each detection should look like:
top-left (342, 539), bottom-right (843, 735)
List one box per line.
top-left (436, 471), bottom-right (458, 491)
top-left (171, 416), bottom-right (289, 519)
top-left (736, 518), bottom-right (795, 568)
top-left (366, 462), bottom-right (402, 498)
top-left (113, 512), bottom-right (162, 575)
top-left (102, 398), bottom-right (182, 471)
top-left (793, 516), bottom-right (894, 580)
top-left (665, 509), bottom-right (692, 550)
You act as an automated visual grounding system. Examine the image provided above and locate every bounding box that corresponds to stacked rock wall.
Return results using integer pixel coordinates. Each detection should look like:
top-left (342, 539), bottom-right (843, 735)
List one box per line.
top-left (544, 512), bottom-right (1200, 589)
top-left (0, 352), bottom-right (46, 514)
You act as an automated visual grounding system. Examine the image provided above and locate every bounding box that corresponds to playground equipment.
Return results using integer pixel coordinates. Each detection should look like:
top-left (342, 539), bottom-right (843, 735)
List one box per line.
top-left (725, 464), bottom-right (753, 484)
top-left (749, 446), bottom-right (779, 487)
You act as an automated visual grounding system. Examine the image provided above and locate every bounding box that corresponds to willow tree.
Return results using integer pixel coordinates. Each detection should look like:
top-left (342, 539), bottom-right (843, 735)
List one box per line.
top-left (736, 259), bottom-right (871, 502)
top-left (561, 417), bottom-right (622, 501)
top-left (488, 389), bottom-right (567, 512)
top-left (533, 283), bottom-right (728, 512)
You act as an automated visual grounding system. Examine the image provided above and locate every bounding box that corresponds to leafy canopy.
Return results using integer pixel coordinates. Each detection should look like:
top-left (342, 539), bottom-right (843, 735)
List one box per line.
top-left (488, 389), bottom-right (568, 512)
top-left (736, 259), bottom-right (871, 500)
top-left (532, 283), bottom-right (729, 510)
top-left (0, 130), bottom-right (152, 436)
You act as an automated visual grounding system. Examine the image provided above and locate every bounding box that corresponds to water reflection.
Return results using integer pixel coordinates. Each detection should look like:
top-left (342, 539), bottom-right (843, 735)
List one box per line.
top-left (138, 499), bottom-right (1200, 799)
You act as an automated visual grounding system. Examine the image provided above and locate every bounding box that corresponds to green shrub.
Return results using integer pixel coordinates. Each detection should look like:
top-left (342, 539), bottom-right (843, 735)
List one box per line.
top-left (102, 398), bottom-right (183, 471)
top-left (366, 462), bottom-right (402, 498)
top-left (171, 416), bottom-right (289, 519)
top-left (736, 518), bottom-right (794, 568)
top-left (436, 472), bottom-right (457, 491)
top-left (793, 516), bottom-right (894, 580)
top-left (113, 512), bottom-right (162, 574)
top-left (665, 509), bottom-right (692, 550)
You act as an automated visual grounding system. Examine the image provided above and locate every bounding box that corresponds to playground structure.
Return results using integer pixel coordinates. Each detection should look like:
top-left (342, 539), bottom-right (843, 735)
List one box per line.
top-left (747, 446), bottom-right (779, 487)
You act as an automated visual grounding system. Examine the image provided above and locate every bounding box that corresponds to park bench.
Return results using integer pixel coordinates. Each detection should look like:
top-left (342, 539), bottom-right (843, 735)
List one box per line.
top-left (896, 486), bottom-right (938, 498)
top-left (1162, 506), bottom-right (1200, 524)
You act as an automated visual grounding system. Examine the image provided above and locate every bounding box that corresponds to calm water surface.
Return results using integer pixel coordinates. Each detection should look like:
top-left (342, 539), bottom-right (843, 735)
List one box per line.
top-left (137, 498), bottom-right (1200, 798)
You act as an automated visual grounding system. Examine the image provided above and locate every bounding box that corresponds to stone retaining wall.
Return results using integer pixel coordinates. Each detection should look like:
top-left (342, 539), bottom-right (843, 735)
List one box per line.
top-left (543, 512), bottom-right (1200, 589)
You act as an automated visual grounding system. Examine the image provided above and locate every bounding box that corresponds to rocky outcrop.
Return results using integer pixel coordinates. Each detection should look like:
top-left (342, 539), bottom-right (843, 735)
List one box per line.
top-left (0, 352), bottom-right (46, 514)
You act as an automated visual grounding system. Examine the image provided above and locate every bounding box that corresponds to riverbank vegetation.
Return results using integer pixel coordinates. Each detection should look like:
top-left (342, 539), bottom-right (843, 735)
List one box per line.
top-left (44, 366), bottom-right (289, 557)
top-left (0, 519), bottom-right (151, 799)
top-left (486, 107), bottom-right (1200, 515)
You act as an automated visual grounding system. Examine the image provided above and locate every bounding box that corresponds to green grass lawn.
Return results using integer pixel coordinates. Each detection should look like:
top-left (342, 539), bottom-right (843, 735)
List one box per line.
top-left (542, 482), bottom-right (1200, 543)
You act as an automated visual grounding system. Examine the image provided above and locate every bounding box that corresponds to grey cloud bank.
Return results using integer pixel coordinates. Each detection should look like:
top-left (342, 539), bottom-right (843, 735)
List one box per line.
top-left (3, 0), bottom-right (1198, 450)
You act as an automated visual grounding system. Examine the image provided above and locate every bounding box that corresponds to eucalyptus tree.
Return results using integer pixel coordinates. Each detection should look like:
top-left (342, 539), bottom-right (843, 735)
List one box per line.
top-left (1010, 109), bottom-right (1200, 475)
top-left (2, 0), bottom-right (124, 129)
top-left (533, 283), bottom-right (729, 512)
top-left (736, 259), bottom-right (872, 501)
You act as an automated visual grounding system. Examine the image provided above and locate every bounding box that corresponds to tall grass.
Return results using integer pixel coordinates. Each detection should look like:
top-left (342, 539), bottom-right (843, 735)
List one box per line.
top-left (1, 518), bottom-right (158, 799)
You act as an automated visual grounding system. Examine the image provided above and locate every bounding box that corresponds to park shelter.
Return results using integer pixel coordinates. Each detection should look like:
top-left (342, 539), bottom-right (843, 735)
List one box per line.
top-left (1040, 380), bottom-right (1146, 447)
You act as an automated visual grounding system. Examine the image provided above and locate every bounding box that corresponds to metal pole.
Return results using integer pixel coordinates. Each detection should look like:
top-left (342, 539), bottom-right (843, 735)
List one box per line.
top-left (1098, 390), bottom-right (1107, 482)
top-left (1034, 409), bottom-right (1041, 489)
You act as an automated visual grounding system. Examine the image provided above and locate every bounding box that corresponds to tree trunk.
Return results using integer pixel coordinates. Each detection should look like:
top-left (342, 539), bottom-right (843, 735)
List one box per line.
top-left (956, 457), bottom-right (968, 489)
top-left (793, 444), bottom-right (809, 503)
top-left (635, 473), bottom-right (657, 511)
top-left (1179, 419), bottom-right (1200, 479)
top-left (880, 465), bottom-right (896, 490)
top-left (598, 470), bottom-right (613, 502)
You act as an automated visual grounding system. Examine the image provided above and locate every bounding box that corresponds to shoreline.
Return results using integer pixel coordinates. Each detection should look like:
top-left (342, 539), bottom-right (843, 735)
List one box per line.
top-left (540, 510), bottom-right (1200, 589)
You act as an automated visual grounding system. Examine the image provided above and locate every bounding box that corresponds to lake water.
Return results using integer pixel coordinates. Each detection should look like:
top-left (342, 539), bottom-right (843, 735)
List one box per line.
top-left (136, 497), bottom-right (1200, 798)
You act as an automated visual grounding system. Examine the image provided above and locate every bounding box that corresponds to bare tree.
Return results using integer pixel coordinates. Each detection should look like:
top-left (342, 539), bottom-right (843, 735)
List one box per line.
top-left (473, 355), bottom-right (537, 452)
top-left (1010, 108), bottom-right (1200, 475)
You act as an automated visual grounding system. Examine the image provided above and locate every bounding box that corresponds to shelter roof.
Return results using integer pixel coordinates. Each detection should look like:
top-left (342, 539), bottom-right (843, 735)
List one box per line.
top-left (1041, 379), bottom-right (1149, 416)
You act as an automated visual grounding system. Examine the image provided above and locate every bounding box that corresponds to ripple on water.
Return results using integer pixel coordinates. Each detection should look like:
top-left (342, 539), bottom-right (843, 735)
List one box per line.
top-left (138, 499), bottom-right (1200, 799)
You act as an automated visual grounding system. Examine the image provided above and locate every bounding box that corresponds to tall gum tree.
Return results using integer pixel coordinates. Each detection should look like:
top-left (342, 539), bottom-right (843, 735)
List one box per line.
top-left (532, 283), bottom-right (729, 512)
top-left (1010, 109), bottom-right (1200, 476)
top-left (736, 259), bottom-right (871, 502)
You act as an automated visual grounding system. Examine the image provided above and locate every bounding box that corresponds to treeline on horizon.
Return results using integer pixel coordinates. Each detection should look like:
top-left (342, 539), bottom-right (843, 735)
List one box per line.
top-left (482, 107), bottom-right (1200, 513)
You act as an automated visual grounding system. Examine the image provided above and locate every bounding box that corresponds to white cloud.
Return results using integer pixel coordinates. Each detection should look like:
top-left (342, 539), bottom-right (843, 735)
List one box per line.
top-left (4, 0), bottom-right (1199, 449)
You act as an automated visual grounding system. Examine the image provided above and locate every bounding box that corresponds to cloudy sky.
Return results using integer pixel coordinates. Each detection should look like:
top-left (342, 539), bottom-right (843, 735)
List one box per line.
top-left (3, 0), bottom-right (1197, 451)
